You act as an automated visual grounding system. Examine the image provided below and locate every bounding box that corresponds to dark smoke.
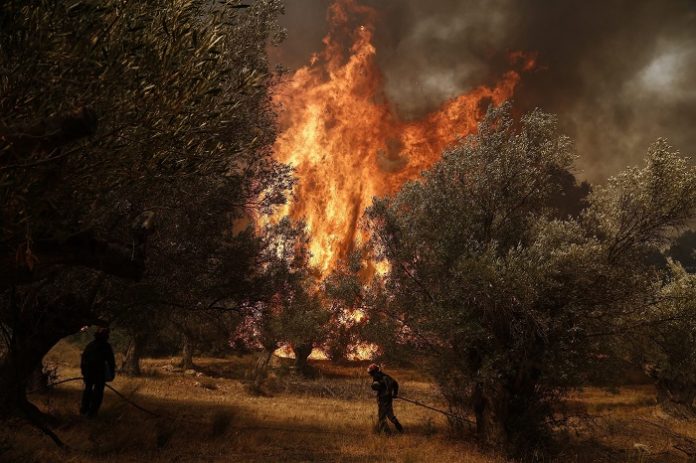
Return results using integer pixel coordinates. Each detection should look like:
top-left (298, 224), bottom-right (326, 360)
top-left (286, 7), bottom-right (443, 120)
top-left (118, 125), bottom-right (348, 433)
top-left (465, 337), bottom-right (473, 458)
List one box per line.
top-left (275, 0), bottom-right (696, 182)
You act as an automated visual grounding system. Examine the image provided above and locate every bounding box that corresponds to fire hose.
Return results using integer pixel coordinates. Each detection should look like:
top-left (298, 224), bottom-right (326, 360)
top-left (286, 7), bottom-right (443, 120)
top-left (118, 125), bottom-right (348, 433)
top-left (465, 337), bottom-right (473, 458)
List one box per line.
top-left (28, 376), bottom-right (163, 417)
top-left (33, 379), bottom-right (473, 426)
top-left (396, 396), bottom-right (475, 426)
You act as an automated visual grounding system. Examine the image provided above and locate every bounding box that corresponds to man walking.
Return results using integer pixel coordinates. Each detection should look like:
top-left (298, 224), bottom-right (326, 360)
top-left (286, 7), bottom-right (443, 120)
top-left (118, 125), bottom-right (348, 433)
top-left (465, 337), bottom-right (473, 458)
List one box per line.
top-left (367, 363), bottom-right (404, 434)
top-left (80, 327), bottom-right (116, 417)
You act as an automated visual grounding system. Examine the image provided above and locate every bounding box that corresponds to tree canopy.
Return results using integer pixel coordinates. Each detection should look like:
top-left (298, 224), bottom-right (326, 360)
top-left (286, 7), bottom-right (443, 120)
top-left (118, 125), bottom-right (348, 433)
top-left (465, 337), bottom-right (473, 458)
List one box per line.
top-left (366, 104), bottom-right (696, 455)
top-left (0, 0), bottom-right (291, 418)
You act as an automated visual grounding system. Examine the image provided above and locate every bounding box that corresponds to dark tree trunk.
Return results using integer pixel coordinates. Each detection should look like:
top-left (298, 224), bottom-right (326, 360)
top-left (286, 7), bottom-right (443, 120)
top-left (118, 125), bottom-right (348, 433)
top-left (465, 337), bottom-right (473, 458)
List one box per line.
top-left (325, 327), bottom-right (350, 363)
top-left (0, 354), bottom-right (35, 416)
top-left (656, 379), bottom-right (696, 419)
top-left (250, 349), bottom-right (274, 394)
top-left (473, 382), bottom-right (510, 448)
top-left (292, 342), bottom-right (313, 376)
top-left (181, 331), bottom-right (194, 370)
top-left (0, 294), bottom-right (97, 416)
top-left (27, 362), bottom-right (48, 393)
top-left (122, 334), bottom-right (146, 376)
top-left (471, 371), bottom-right (547, 458)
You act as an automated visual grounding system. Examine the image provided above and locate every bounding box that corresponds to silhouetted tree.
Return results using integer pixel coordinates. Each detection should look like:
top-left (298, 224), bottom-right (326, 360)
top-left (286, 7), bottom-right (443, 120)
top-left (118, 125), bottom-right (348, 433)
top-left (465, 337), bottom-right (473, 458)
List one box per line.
top-left (0, 0), bottom-right (289, 421)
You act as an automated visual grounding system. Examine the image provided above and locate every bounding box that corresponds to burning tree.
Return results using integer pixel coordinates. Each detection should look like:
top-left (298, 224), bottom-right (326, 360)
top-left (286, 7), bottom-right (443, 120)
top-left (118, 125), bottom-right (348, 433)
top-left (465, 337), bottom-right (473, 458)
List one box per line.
top-left (366, 104), bottom-right (696, 456)
top-left (270, 0), bottom-right (533, 276)
top-left (239, 219), bottom-right (330, 381)
top-left (322, 251), bottom-right (399, 362)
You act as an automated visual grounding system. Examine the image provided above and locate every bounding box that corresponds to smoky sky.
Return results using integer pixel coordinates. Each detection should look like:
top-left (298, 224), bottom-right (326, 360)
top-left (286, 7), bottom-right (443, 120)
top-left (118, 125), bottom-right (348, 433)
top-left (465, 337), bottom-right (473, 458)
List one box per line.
top-left (275, 0), bottom-right (696, 182)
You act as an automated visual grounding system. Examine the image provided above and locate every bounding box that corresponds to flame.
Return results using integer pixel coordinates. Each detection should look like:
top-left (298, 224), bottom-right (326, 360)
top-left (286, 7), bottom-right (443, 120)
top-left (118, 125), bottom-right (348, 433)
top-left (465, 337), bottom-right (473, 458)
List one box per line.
top-left (272, 0), bottom-right (532, 275)
top-left (273, 343), bottom-right (377, 362)
top-left (347, 342), bottom-right (379, 361)
top-left (273, 343), bottom-right (329, 360)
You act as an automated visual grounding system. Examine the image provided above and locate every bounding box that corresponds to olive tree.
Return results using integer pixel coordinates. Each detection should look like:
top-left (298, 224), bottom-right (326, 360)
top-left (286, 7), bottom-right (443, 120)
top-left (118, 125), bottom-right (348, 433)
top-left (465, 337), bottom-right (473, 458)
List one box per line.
top-left (0, 0), bottom-right (289, 419)
top-left (366, 104), bottom-right (696, 456)
top-left (261, 221), bottom-right (330, 375)
top-left (323, 252), bottom-right (401, 362)
top-left (272, 286), bottom-right (328, 374)
top-left (640, 262), bottom-right (696, 418)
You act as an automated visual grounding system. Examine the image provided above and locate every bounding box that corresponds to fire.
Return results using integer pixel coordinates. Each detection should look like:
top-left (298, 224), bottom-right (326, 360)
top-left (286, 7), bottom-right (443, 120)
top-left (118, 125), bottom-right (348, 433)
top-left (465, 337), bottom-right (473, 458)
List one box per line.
top-left (272, 0), bottom-right (533, 275)
top-left (273, 341), bottom-right (378, 362)
top-left (273, 343), bottom-right (329, 360)
top-left (347, 342), bottom-right (379, 361)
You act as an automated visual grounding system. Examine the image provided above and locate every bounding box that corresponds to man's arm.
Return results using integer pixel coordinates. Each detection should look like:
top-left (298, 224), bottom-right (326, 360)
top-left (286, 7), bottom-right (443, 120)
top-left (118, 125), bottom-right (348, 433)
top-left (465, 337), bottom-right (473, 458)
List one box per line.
top-left (106, 344), bottom-right (116, 374)
top-left (392, 378), bottom-right (399, 397)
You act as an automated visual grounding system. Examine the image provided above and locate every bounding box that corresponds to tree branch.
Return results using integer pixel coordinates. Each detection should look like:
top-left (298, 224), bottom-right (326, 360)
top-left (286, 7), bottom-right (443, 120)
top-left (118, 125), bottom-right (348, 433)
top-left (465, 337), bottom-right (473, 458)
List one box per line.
top-left (1, 212), bottom-right (154, 289)
top-left (1, 107), bottom-right (97, 160)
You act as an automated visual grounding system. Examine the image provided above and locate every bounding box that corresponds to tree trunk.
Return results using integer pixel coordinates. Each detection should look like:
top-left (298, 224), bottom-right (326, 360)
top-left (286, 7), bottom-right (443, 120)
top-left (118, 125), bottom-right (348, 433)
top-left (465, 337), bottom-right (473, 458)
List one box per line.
top-left (181, 331), bottom-right (194, 370)
top-left (471, 374), bottom-right (547, 458)
top-left (0, 353), bottom-right (35, 416)
top-left (27, 362), bottom-right (48, 393)
top-left (325, 328), bottom-right (350, 363)
top-left (122, 334), bottom-right (145, 376)
top-left (0, 294), bottom-right (98, 416)
top-left (473, 382), bottom-right (510, 448)
top-left (292, 342), bottom-right (313, 376)
top-left (250, 349), bottom-right (274, 395)
top-left (656, 379), bottom-right (696, 419)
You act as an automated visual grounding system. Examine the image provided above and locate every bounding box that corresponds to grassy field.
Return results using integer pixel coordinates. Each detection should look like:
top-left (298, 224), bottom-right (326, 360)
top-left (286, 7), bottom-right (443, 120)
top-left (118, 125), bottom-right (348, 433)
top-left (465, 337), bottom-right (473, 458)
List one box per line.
top-left (2, 342), bottom-right (695, 463)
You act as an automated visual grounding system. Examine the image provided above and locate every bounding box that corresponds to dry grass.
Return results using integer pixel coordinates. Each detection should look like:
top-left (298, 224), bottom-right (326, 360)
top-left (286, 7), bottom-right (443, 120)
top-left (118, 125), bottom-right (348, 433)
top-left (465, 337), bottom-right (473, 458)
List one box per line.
top-left (2, 341), bottom-right (695, 462)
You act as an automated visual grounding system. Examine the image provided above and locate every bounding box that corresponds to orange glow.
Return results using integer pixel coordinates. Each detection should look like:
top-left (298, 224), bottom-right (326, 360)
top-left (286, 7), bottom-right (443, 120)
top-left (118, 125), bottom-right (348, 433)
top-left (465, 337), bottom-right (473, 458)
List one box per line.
top-left (273, 342), bottom-right (377, 362)
top-left (274, 343), bottom-right (329, 360)
top-left (273, 344), bottom-right (294, 358)
top-left (347, 342), bottom-right (379, 361)
top-left (272, 0), bottom-right (532, 275)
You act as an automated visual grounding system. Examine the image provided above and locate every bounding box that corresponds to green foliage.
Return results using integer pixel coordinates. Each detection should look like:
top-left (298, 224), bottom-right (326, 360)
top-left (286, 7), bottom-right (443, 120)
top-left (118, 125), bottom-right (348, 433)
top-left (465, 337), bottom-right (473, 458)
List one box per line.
top-left (0, 0), bottom-right (292, 401)
top-left (366, 103), bottom-right (696, 454)
top-left (323, 251), bottom-right (401, 362)
top-left (1, 0), bottom-right (291, 245)
top-left (583, 138), bottom-right (696, 261)
top-left (639, 261), bottom-right (696, 417)
top-left (272, 290), bottom-right (328, 350)
top-left (241, 219), bottom-right (330, 355)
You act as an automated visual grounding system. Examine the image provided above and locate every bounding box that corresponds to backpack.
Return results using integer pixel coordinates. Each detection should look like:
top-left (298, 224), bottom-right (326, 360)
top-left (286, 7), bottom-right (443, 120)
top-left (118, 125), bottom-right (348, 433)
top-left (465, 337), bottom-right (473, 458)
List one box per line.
top-left (104, 360), bottom-right (115, 382)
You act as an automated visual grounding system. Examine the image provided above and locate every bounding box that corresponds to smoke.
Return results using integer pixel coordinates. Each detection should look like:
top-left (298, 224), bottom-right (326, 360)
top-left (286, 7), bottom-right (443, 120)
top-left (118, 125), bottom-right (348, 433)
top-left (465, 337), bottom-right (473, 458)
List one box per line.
top-left (275, 0), bottom-right (696, 182)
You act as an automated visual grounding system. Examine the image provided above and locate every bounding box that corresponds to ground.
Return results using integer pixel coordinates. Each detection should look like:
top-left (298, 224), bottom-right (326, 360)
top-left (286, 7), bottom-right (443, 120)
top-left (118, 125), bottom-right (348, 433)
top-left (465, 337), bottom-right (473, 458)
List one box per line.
top-left (2, 342), bottom-right (695, 463)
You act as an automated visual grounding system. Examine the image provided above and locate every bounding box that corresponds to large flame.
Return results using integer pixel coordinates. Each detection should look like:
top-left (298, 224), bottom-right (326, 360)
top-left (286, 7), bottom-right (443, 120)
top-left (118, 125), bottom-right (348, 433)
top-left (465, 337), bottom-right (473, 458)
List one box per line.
top-left (272, 0), bottom-right (533, 275)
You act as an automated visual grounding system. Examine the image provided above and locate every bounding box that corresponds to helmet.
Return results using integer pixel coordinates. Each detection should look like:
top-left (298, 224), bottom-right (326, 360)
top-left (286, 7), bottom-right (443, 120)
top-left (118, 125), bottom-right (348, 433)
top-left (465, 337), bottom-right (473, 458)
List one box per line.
top-left (367, 363), bottom-right (380, 374)
top-left (95, 327), bottom-right (110, 340)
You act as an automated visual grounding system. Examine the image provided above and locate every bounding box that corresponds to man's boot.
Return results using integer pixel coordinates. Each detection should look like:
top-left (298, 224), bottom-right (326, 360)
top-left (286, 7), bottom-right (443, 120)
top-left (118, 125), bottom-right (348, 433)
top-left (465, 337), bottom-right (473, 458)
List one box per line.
top-left (377, 418), bottom-right (391, 434)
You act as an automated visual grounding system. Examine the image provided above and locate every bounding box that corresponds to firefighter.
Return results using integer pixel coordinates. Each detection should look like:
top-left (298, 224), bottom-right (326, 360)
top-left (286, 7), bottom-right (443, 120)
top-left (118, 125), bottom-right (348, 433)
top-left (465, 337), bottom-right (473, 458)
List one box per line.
top-left (367, 363), bottom-right (404, 434)
top-left (80, 327), bottom-right (116, 417)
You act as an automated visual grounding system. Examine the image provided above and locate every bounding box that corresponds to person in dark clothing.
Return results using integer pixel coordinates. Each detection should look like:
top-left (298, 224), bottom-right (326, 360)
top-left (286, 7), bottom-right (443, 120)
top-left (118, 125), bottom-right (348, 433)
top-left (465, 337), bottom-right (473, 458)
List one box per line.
top-left (367, 363), bottom-right (404, 434)
top-left (80, 327), bottom-right (116, 417)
